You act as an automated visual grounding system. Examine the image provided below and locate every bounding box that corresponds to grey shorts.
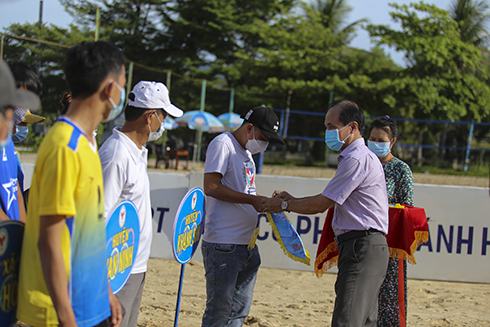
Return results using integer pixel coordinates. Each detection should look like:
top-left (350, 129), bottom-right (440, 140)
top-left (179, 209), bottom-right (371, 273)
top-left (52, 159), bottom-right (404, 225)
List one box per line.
top-left (116, 272), bottom-right (146, 327)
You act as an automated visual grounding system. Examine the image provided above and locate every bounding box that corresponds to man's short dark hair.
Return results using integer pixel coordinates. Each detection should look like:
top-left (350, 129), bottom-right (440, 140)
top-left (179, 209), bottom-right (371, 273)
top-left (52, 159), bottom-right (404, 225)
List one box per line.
top-left (125, 105), bottom-right (147, 122)
top-left (64, 41), bottom-right (126, 98)
top-left (329, 99), bottom-right (366, 134)
top-left (124, 105), bottom-right (164, 122)
top-left (7, 61), bottom-right (41, 96)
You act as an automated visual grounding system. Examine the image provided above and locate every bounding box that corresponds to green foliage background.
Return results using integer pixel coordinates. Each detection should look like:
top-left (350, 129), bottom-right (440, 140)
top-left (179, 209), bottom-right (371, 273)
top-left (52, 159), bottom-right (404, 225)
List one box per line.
top-left (2, 0), bottom-right (490, 169)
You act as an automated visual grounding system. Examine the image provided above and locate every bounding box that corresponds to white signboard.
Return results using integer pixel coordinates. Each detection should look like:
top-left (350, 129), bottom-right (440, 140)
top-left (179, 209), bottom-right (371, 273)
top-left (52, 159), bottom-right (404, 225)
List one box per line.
top-left (410, 184), bottom-right (490, 283)
top-left (149, 172), bottom-right (189, 260)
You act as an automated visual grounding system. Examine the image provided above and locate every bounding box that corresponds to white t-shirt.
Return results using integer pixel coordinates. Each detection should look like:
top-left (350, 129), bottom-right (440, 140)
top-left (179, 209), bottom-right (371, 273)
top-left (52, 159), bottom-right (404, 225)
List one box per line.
top-left (203, 132), bottom-right (258, 245)
top-left (99, 127), bottom-right (152, 274)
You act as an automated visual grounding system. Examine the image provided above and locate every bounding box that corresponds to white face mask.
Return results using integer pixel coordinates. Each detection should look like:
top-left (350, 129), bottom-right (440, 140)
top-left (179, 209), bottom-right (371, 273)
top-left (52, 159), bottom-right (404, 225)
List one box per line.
top-left (148, 113), bottom-right (165, 142)
top-left (245, 127), bottom-right (269, 154)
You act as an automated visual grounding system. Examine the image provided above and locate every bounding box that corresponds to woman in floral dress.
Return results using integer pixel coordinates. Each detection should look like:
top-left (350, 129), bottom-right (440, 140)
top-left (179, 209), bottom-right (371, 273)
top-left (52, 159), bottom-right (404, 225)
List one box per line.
top-left (368, 116), bottom-right (414, 327)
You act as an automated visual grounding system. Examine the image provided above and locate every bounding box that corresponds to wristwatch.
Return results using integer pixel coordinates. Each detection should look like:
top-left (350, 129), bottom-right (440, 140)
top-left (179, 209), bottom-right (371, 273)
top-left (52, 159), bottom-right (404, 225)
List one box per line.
top-left (281, 200), bottom-right (289, 212)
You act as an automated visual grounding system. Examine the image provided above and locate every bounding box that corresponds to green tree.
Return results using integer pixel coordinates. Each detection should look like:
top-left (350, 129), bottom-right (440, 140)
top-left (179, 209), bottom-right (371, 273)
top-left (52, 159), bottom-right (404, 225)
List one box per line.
top-left (58, 0), bottom-right (298, 115)
top-left (2, 23), bottom-right (92, 117)
top-left (308, 0), bottom-right (367, 43)
top-left (367, 2), bottom-right (490, 122)
top-left (449, 0), bottom-right (490, 47)
top-left (368, 2), bottom-right (490, 166)
top-left (164, 0), bottom-right (295, 74)
top-left (150, 0), bottom-right (298, 116)
top-left (233, 6), bottom-right (397, 149)
top-left (60, 0), bottom-right (171, 66)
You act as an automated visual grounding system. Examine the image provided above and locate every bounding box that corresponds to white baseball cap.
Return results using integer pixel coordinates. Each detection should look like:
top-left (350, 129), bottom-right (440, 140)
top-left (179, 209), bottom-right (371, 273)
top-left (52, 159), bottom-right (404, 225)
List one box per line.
top-left (128, 81), bottom-right (183, 117)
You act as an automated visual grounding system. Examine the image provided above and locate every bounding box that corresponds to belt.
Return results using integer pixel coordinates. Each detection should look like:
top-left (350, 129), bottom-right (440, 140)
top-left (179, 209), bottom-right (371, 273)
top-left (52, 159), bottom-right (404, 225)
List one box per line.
top-left (334, 229), bottom-right (384, 245)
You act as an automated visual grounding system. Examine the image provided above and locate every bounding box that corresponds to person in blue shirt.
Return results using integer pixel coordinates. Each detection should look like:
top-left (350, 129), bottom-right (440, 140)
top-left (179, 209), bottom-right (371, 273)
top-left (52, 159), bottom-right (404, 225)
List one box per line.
top-left (0, 135), bottom-right (25, 222)
top-left (0, 60), bottom-right (40, 222)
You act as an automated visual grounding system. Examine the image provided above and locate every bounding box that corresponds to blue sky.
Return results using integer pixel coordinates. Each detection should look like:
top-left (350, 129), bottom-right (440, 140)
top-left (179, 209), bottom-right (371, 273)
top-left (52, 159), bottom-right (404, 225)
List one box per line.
top-left (0, 0), bottom-right (453, 65)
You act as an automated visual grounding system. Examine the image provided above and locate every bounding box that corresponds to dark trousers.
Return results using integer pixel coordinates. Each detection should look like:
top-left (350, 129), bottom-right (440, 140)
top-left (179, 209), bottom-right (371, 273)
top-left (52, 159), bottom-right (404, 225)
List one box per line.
top-left (92, 319), bottom-right (109, 327)
top-left (332, 234), bottom-right (389, 327)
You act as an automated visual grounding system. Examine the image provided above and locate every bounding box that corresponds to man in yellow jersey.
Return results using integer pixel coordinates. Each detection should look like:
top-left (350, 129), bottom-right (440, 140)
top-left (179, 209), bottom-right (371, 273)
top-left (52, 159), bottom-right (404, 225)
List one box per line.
top-left (17, 41), bottom-right (125, 327)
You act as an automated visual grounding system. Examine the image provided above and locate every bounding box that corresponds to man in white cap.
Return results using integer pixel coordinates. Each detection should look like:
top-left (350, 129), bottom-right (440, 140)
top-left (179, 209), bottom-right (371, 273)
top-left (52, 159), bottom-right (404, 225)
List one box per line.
top-left (0, 60), bottom-right (40, 222)
top-left (99, 80), bottom-right (183, 327)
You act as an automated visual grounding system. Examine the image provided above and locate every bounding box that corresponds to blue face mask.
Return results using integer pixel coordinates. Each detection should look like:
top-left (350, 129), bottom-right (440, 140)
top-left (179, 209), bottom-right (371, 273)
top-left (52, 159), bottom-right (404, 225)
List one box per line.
top-left (12, 125), bottom-right (28, 143)
top-left (368, 140), bottom-right (391, 158)
top-left (103, 81), bottom-right (125, 123)
top-left (325, 123), bottom-right (352, 151)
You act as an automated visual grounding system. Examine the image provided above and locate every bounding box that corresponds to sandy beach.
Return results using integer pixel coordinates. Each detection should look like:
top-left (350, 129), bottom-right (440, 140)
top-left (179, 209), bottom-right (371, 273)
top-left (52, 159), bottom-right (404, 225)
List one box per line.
top-left (139, 258), bottom-right (490, 327)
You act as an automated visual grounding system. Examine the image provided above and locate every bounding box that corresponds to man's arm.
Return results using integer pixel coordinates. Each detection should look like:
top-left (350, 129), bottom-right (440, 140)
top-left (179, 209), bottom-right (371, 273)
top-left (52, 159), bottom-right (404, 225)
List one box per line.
top-left (17, 181), bottom-right (26, 223)
top-left (107, 284), bottom-right (122, 327)
top-left (264, 191), bottom-right (335, 214)
top-left (0, 208), bottom-right (9, 221)
top-left (204, 173), bottom-right (265, 212)
top-left (38, 215), bottom-right (78, 327)
top-left (286, 194), bottom-right (335, 214)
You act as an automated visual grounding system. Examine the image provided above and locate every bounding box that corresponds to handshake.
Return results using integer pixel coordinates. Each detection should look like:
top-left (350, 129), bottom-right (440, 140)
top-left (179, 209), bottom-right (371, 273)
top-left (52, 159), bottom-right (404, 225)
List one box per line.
top-left (253, 190), bottom-right (294, 213)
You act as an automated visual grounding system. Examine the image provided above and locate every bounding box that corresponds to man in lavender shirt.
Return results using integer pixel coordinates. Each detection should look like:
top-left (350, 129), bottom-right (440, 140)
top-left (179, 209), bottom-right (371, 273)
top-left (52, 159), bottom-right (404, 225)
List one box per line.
top-left (265, 100), bottom-right (389, 327)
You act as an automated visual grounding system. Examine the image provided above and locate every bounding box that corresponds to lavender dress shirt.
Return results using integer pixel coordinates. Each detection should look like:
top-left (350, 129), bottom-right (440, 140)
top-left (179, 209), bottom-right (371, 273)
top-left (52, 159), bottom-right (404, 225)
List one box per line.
top-left (322, 138), bottom-right (389, 236)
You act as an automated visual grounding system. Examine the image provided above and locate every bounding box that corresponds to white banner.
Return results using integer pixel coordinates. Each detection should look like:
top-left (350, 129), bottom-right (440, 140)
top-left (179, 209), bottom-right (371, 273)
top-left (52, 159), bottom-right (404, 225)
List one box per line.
top-left (409, 184), bottom-right (490, 283)
top-left (148, 172), bottom-right (189, 261)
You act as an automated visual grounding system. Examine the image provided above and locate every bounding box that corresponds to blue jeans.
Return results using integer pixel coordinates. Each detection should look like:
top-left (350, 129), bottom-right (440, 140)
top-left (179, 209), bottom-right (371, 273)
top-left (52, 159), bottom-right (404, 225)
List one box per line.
top-left (201, 241), bottom-right (261, 327)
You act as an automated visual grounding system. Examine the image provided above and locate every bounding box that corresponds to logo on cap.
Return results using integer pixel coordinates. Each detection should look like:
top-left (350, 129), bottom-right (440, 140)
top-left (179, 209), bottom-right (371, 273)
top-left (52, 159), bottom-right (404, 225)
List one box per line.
top-left (244, 110), bottom-right (253, 120)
